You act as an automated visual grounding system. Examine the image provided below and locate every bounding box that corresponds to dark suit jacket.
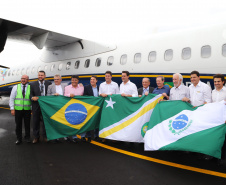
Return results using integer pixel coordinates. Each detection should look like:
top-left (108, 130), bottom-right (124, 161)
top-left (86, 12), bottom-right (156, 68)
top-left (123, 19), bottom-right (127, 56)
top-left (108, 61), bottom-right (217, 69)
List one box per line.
top-left (84, 84), bottom-right (99, 96)
top-left (138, 86), bottom-right (154, 96)
top-left (30, 80), bottom-right (52, 110)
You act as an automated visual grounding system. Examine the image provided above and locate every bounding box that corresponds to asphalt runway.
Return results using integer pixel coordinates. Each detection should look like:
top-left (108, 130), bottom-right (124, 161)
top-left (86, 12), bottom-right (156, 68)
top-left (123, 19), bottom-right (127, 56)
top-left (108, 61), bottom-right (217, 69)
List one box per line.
top-left (0, 105), bottom-right (226, 185)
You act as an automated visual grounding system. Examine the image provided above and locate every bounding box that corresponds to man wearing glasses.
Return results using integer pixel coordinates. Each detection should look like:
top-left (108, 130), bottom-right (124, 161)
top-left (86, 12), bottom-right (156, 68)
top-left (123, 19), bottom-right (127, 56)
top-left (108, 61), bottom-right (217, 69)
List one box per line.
top-left (30, 71), bottom-right (52, 144)
top-left (47, 74), bottom-right (67, 96)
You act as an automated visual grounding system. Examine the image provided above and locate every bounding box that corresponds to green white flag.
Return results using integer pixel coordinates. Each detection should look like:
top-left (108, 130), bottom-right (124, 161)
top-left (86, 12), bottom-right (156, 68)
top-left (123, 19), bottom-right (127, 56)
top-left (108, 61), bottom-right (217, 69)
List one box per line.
top-left (99, 94), bottom-right (163, 142)
top-left (144, 100), bottom-right (226, 159)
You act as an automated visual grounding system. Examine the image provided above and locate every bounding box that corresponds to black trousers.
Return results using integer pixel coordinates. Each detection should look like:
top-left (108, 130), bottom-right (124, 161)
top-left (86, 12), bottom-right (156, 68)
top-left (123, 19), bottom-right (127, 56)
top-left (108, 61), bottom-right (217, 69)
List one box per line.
top-left (221, 135), bottom-right (226, 160)
top-left (15, 110), bottom-right (31, 141)
top-left (32, 108), bottom-right (46, 139)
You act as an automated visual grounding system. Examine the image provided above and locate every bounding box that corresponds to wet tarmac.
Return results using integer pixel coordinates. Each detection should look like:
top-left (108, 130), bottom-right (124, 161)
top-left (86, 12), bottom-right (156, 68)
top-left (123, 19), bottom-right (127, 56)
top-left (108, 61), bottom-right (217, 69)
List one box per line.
top-left (0, 103), bottom-right (225, 185)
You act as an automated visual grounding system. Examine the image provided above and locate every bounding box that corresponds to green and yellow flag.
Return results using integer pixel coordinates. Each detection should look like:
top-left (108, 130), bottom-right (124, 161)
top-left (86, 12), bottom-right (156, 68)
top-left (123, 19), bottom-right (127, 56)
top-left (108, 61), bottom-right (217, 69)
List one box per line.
top-left (38, 95), bottom-right (104, 140)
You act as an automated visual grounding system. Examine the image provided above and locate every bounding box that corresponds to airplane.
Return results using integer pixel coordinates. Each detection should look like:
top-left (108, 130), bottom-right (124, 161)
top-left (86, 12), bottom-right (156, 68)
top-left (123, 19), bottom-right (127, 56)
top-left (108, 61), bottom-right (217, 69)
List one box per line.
top-left (1, 17), bottom-right (226, 96)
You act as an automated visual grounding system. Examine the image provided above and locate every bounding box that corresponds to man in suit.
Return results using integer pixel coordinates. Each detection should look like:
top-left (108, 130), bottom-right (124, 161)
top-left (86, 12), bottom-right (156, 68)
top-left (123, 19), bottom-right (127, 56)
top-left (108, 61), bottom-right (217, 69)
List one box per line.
top-left (84, 76), bottom-right (99, 142)
top-left (30, 70), bottom-right (51, 144)
top-left (47, 74), bottom-right (67, 96)
top-left (138, 77), bottom-right (154, 97)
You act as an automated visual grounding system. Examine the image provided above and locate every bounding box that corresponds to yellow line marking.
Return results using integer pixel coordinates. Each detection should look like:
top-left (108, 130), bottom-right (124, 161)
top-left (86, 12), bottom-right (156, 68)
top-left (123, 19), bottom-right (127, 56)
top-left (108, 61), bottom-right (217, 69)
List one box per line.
top-left (90, 140), bottom-right (226, 179)
top-left (0, 112), bottom-right (224, 178)
top-left (0, 107), bottom-right (10, 110)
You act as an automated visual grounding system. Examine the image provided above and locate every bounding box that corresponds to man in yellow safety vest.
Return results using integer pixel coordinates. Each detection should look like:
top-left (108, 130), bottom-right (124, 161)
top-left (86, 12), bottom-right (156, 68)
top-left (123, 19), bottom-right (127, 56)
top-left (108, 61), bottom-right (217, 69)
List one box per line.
top-left (9, 74), bottom-right (31, 145)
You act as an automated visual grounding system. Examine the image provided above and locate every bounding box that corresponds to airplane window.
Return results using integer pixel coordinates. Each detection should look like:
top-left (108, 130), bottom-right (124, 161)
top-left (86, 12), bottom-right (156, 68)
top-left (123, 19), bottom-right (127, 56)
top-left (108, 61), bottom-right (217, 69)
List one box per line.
top-left (182, 47), bottom-right (191, 60)
top-left (201, 45), bottom-right (211, 58)
top-left (148, 51), bottom-right (156, 62)
top-left (75, 61), bottom-right (80, 69)
top-left (95, 58), bottom-right (101, 67)
top-left (16, 69), bottom-right (20, 76)
top-left (12, 70), bottom-right (16, 76)
top-left (26, 68), bottom-right (30, 74)
top-left (31, 67), bottom-right (35, 74)
top-left (164, 49), bottom-right (173, 61)
top-left (107, 56), bottom-right (114, 66)
top-left (222, 44), bottom-right (226, 57)
top-left (134, 53), bottom-right (141, 63)
top-left (50, 64), bottom-right (55, 71)
top-left (44, 65), bottom-right (48, 71)
top-left (21, 68), bottom-right (25, 75)
top-left (66, 62), bottom-right (71, 70)
top-left (120, 54), bottom-right (127, 65)
top-left (84, 59), bottom-right (90, 68)
top-left (8, 70), bottom-right (11, 76)
top-left (58, 63), bottom-right (63, 71)
top-left (37, 66), bottom-right (41, 72)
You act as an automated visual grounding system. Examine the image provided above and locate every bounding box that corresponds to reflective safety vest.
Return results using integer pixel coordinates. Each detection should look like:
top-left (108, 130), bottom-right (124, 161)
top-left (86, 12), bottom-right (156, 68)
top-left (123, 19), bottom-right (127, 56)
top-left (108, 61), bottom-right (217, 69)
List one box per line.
top-left (14, 84), bottom-right (31, 110)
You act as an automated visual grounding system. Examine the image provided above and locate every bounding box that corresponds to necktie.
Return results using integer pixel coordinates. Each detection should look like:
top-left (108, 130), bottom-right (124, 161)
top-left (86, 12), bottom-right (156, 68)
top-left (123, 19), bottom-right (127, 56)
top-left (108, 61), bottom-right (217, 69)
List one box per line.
top-left (143, 89), bottom-right (147, 95)
top-left (40, 83), bottom-right (44, 96)
top-left (22, 85), bottom-right (25, 98)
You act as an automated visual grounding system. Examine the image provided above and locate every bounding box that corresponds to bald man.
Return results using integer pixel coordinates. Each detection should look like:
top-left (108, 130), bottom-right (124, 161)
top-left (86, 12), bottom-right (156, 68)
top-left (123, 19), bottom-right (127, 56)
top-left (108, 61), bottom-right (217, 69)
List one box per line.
top-left (9, 75), bottom-right (31, 145)
top-left (138, 78), bottom-right (154, 97)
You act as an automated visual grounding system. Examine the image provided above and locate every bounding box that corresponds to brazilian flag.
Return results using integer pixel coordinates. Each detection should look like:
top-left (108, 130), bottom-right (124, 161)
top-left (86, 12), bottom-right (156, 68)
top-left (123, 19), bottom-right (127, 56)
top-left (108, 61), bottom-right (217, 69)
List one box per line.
top-left (38, 95), bottom-right (104, 140)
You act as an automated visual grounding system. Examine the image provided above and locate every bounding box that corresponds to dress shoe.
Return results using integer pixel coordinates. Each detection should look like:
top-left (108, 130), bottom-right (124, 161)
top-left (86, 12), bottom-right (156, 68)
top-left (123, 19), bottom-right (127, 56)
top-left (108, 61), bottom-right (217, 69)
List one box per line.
top-left (25, 138), bottom-right (31, 143)
top-left (64, 137), bottom-right (71, 142)
top-left (94, 137), bottom-right (99, 141)
top-left (87, 137), bottom-right (91, 142)
top-left (81, 137), bottom-right (86, 142)
top-left (72, 138), bottom-right (78, 143)
top-left (32, 138), bottom-right (39, 144)
top-left (15, 140), bottom-right (22, 145)
top-left (204, 155), bottom-right (213, 161)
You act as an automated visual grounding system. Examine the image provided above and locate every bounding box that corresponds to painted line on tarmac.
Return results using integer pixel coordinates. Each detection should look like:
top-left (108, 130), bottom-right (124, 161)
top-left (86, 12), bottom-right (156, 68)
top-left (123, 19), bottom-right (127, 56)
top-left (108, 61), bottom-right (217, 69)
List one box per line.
top-left (0, 107), bottom-right (10, 110)
top-left (91, 140), bottom-right (226, 179)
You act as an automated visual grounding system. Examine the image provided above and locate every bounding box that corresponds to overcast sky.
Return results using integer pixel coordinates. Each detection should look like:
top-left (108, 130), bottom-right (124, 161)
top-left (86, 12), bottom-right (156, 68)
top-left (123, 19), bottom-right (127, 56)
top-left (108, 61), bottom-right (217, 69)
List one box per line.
top-left (1, 0), bottom-right (226, 66)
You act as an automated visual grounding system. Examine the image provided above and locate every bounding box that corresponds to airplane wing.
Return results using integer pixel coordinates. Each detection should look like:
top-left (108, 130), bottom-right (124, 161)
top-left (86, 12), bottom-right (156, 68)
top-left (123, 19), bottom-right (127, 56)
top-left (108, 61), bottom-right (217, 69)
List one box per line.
top-left (0, 65), bottom-right (10, 69)
top-left (0, 18), bottom-right (81, 51)
top-left (0, 18), bottom-right (116, 62)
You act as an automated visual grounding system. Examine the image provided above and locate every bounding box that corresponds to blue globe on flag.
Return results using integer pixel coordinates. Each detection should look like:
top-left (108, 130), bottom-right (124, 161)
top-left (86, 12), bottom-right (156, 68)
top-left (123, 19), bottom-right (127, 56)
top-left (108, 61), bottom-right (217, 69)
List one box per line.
top-left (65, 103), bottom-right (87, 125)
top-left (172, 114), bottom-right (188, 130)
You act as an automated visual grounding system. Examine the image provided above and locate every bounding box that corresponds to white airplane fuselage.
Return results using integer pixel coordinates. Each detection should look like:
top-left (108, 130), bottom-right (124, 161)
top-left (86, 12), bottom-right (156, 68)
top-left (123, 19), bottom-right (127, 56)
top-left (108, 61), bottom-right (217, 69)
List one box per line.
top-left (1, 24), bottom-right (226, 95)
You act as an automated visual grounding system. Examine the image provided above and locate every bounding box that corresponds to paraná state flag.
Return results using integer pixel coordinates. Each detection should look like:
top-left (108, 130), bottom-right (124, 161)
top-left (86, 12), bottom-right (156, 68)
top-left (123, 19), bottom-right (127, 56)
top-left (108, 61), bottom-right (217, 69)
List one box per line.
top-left (99, 94), bottom-right (163, 142)
top-left (144, 100), bottom-right (226, 159)
top-left (38, 95), bottom-right (104, 140)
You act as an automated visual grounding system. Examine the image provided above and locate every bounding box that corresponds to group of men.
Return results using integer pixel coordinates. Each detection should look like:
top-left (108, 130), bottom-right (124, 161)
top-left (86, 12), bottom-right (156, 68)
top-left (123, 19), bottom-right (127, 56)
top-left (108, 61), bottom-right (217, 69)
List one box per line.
top-left (9, 70), bottom-right (226, 156)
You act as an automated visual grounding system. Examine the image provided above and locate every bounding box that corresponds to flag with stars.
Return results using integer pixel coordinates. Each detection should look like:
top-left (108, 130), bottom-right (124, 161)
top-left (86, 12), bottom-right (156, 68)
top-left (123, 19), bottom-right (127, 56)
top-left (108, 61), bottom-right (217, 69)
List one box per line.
top-left (144, 100), bottom-right (226, 159)
top-left (38, 95), bottom-right (104, 140)
top-left (99, 94), bottom-right (163, 142)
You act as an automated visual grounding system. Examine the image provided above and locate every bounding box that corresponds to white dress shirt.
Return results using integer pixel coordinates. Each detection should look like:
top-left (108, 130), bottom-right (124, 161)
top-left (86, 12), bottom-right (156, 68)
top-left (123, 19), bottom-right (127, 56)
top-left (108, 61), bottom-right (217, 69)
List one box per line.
top-left (120, 80), bottom-right (138, 97)
top-left (189, 81), bottom-right (212, 106)
top-left (55, 85), bottom-right (63, 95)
top-left (99, 81), bottom-right (120, 95)
top-left (169, 84), bottom-right (190, 100)
top-left (212, 86), bottom-right (226, 102)
top-left (9, 83), bottom-right (29, 110)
